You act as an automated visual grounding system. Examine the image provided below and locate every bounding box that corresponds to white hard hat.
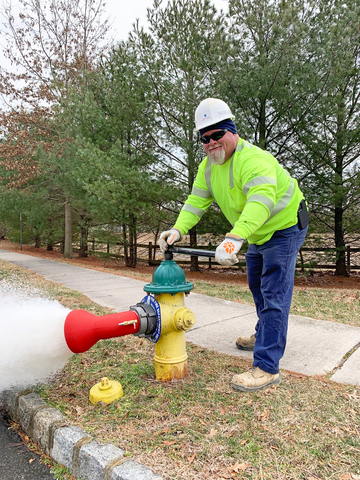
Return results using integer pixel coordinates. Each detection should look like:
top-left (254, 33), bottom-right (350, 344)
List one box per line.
top-left (194, 98), bottom-right (235, 132)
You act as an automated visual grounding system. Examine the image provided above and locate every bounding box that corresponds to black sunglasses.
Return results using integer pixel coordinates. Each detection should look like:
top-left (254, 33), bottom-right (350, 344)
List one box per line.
top-left (199, 129), bottom-right (228, 144)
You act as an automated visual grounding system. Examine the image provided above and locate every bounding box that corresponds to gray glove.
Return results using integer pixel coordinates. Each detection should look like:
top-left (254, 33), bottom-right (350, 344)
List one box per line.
top-left (159, 228), bottom-right (182, 253)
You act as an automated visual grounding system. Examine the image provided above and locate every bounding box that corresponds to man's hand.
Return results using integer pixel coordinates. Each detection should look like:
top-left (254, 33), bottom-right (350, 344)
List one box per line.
top-left (159, 229), bottom-right (182, 253)
top-left (215, 234), bottom-right (244, 266)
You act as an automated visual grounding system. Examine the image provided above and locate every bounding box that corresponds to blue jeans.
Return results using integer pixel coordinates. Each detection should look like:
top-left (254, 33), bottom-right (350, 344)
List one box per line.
top-left (245, 224), bottom-right (308, 374)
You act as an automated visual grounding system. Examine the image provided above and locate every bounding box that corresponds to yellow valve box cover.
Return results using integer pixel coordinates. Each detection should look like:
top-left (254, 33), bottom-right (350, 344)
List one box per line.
top-left (89, 377), bottom-right (123, 405)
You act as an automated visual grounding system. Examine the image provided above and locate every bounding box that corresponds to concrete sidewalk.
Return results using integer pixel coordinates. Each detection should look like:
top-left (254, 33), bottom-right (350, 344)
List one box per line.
top-left (1, 249), bottom-right (359, 386)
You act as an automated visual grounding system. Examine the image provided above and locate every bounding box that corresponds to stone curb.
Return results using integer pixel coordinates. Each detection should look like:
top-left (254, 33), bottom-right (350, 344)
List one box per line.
top-left (1, 387), bottom-right (163, 480)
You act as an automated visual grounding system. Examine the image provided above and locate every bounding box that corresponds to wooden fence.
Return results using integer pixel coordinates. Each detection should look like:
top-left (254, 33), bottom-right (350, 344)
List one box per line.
top-left (82, 240), bottom-right (360, 271)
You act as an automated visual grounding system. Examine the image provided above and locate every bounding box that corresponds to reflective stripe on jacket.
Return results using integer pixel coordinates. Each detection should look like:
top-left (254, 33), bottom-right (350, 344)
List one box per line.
top-left (174, 138), bottom-right (304, 245)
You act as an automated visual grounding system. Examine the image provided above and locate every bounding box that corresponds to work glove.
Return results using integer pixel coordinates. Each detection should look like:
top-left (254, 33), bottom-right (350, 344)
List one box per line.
top-left (159, 228), bottom-right (182, 253)
top-left (215, 234), bottom-right (244, 266)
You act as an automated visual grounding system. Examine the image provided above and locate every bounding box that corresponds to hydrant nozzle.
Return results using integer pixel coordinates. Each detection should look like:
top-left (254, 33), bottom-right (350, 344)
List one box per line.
top-left (174, 307), bottom-right (195, 331)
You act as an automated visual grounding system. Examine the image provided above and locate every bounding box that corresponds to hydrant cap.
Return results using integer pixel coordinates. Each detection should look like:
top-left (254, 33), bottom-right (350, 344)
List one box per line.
top-left (89, 377), bottom-right (123, 405)
top-left (144, 260), bottom-right (194, 294)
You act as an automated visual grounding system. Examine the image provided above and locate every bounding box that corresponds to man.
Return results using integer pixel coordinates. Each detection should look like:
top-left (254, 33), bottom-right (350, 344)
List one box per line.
top-left (159, 98), bottom-right (309, 392)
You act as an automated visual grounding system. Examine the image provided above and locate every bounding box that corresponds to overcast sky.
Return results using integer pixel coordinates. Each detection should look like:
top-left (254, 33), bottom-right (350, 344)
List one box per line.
top-left (104, 0), bottom-right (229, 42)
top-left (0, 0), bottom-right (229, 54)
top-left (0, 0), bottom-right (229, 103)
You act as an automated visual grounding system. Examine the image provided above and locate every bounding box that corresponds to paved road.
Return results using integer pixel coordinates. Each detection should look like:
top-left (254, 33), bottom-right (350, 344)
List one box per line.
top-left (0, 411), bottom-right (55, 480)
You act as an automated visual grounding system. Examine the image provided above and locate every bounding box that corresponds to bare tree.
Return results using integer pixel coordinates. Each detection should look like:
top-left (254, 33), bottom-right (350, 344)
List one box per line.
top-left (0, 0), bottom-right (111, 258)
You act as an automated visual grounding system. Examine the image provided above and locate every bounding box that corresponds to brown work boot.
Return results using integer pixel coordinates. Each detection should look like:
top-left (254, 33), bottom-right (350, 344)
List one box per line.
top-left (231, 367), bottom-right (281, 392)
top-left (235, 334), bottom-right (256, 351)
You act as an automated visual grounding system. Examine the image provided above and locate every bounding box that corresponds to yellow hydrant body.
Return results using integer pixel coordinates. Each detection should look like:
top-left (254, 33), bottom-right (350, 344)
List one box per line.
top-left (144, 257), bottom-right (195, 382)
top-left (154, 292), bottom-right (195, 381)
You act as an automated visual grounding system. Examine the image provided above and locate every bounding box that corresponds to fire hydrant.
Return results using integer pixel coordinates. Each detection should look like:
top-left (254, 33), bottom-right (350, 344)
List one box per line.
top-left (64, 251), bottom-right (196, 383)
top-left (144, 251), bottom-right (195, 381)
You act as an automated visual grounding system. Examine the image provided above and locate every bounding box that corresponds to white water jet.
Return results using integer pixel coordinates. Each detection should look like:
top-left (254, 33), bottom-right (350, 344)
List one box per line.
top-left (0, 282), bottom-right (73, 391)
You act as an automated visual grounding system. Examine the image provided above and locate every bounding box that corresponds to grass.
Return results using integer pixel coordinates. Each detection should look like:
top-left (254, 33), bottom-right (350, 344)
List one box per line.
top-left (193, 280), bottom-right (360, 327)
top-left (37, 338), bottom-right (360, 480)
top-left (1, 259), bottom-right (360, 480)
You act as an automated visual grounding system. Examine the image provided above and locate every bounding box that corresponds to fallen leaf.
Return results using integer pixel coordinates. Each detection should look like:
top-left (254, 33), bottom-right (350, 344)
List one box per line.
top-left (162, 440), bottom-right (176, 446)
top-left (133, 358), bottom-right (140, 363)
top-left (263, 384), bottom-right (279, 395)
top-left (240, 439), bottom-right (248, 445)
top-left (212, 468), bottom-right (233, 480)
top-left (207, 428), bottom-right (218, 438)
top-left (75, 406), bottom-right (85, 416)
top-left (257, 410), bottom-right (270, 421)
top-left (178, 416), bottom-right (190, 426)
top-left (339, 475), bottom-right (352, 480)
top-left (187, 453), bottom-right (196, 465)
top-left (259, 425), bottom-right (271, 431)
top-left (29, 458), bottom-right (35, 464)
top-left (219, 407), bottom-right (226, 415)
top-left (154, 428), bottom-right (170, 436)
top-left (228, 462), bottom-right (252, 473)
top-left (220, 473), bottom-right (233, 479)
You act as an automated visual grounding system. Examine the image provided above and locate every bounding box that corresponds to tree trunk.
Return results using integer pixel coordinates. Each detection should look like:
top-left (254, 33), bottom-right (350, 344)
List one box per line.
top-left (334, 204), bottom-right (348, 276)
top-left (258, 98), bottom-right (267, 150)
top-left (189, 226), bottom-right (199, 272)
top-left (63, 198), bottom-right (73, 259)
top-left (122, 224), bottom-right (129, 266)
top-left (79, 217), bottom-right (89, 258)
top-left (128, 214), bottom-right (137, 268)
top-left (46, 218), bottom-right (54, 250)
top-left (153, 228), bottom-right (160, 260)
top-left (34, 231), bottom-right (41, 248)
top-left (334, 98), bottom-right (348, 276)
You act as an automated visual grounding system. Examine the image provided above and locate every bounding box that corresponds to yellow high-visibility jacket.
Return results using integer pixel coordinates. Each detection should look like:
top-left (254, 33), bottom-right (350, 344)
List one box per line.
top-left (174, 138), bottom-right (304, 245)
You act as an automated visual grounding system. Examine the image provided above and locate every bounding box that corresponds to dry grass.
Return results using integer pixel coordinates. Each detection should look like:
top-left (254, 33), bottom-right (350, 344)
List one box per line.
top-left (38, 336), bottom-right (360, 480)
top-left (193, 281), bottom-right (360, 327)
top-left (1, 258), bottom-right (360, 480)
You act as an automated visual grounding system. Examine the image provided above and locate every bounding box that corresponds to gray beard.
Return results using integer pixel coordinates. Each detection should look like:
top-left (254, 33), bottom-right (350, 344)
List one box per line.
top-left (209, 148), bottom-right (226, 165)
